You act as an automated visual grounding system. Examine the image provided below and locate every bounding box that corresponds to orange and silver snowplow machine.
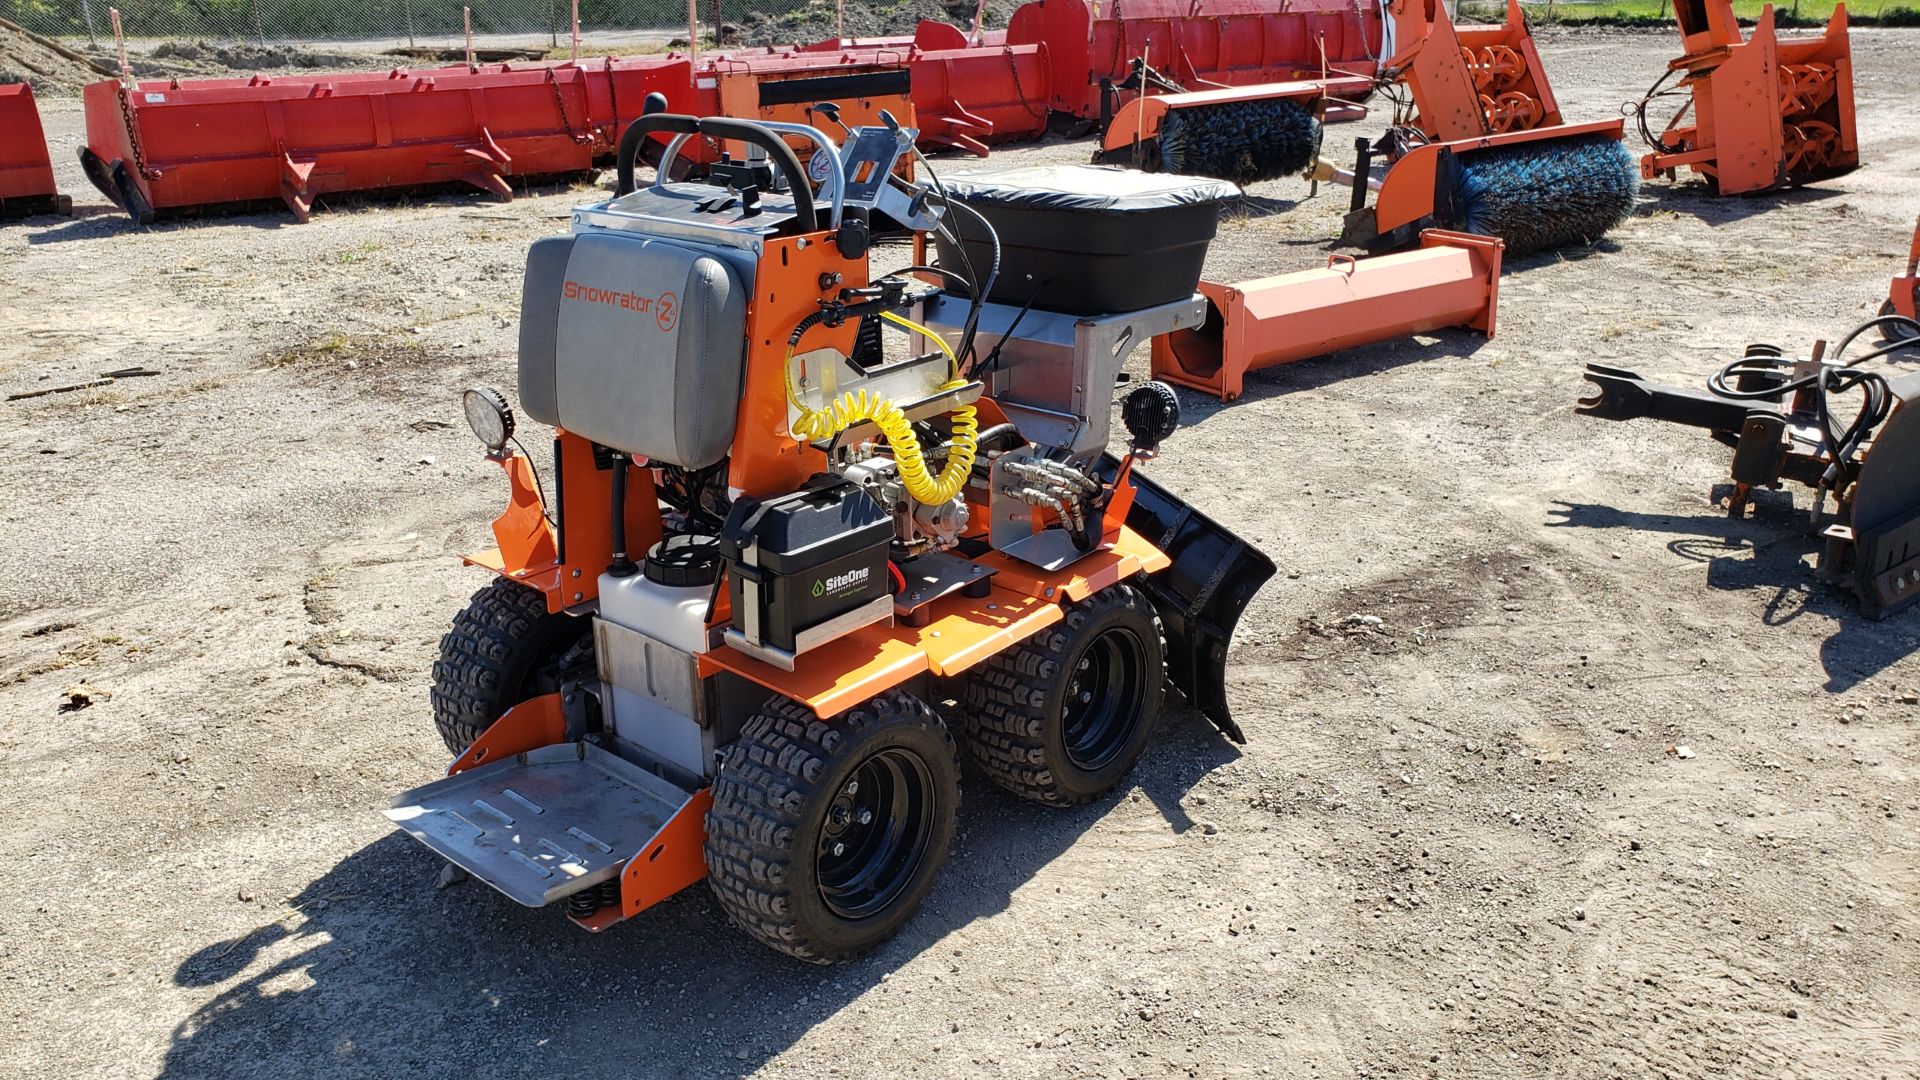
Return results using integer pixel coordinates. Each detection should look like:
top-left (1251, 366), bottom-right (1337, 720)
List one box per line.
top-left (1632, 0), bottom-right (1857, 195)
top-left (384, 116), bottom-right (1274, 962)
top-left (1323, 0), bottom-right (1637, 256)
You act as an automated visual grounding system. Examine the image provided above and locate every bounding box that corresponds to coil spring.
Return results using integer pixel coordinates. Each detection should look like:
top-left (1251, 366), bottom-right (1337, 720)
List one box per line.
top-left (566, 880), bottom-right (620, 919)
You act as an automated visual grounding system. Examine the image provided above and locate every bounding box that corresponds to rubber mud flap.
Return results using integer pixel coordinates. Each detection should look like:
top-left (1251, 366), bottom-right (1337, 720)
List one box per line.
top-left (77, 147), bottom-right (123, 208)
top-left (1097, 456), bottom-right (1276, 742)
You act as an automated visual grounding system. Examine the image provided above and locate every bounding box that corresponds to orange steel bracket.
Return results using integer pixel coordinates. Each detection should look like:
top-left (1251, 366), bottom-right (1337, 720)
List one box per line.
top-left (1152, 229), bottom-right (1501, 401)
top-left (570, 788), bottom-right (715, 931)
top-left (462, 433), bottom-right (664, 614)
top-left (448, 692), bottom-right (568, 776)
top-left (488, 449), bottom-right (558, 572)
top-left (1383, 0), bottom-right (1561, 141)
top-left (1892, 217), bottom-right (1920, 324)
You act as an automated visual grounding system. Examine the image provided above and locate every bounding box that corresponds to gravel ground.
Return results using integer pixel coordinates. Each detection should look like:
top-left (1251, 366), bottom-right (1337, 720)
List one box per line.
top-left (1, 26), bottom-right (1917, 1080)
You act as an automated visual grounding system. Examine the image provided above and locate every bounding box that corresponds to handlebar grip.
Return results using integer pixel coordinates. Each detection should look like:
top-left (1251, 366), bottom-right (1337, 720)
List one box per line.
top-left (614, 113), bottom-right (700, 196)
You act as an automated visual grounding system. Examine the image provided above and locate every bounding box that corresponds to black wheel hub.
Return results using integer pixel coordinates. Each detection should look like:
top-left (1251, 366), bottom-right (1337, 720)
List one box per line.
top-left (817, 747), bottom-right (938, 921)
top-left (1062, 626), bottom-right (1150, 771)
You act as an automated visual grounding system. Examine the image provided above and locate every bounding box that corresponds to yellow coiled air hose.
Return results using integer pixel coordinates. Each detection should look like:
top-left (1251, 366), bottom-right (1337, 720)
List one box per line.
top-left (785, 310), bottom-right (978, 506)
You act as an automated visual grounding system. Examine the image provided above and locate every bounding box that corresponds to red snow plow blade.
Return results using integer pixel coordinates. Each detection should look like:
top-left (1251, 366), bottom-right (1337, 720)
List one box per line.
top-left (0, 83), bottom-right (68, 218)
top-left (78, 59), bottom-right (694, 223)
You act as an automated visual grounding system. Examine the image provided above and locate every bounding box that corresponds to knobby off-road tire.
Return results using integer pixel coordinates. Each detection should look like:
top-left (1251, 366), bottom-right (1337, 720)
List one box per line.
top-left (959, 583), bottom-right (1166, 806)
top-left (705, 690), bottom-right (960, 964)
top-left (429, 578), bottom-right (591, 754)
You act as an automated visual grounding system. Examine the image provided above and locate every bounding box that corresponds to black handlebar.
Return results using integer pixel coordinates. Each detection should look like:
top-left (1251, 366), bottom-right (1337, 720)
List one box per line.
top-left (614, 110), bottom-right (819, 233)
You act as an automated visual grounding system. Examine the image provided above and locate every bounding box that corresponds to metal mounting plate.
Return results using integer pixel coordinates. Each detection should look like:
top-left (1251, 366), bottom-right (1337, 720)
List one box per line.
top-left (385, 742), bottom-right (693, 907)
top-left (894, 550), bottom-right (995, 613)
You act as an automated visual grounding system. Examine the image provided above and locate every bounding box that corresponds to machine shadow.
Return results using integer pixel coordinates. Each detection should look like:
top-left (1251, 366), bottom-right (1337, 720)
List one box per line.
top-left (1545, 496), bottom-right (1918, 692)
top-left (25, 179), bottom-right (589, 244)
top-left (158, 710), bottom-right (1238, 1080)
top-left (1637, 181), bottom-right (1844, 227)
top-left (1173, 330), bottom-right (1492, 417)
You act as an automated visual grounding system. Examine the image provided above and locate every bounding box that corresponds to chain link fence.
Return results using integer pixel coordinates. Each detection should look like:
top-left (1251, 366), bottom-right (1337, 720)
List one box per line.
top-left (2, 0), bottom-right (810, 47)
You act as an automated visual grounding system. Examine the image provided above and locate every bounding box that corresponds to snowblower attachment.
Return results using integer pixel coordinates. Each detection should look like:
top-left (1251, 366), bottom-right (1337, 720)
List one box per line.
top-left (1150, 230), bottom-right (1501, 401)
top-left (1634, 1), bottom-right (1857, 195)
top-left (0, 83), bottom-right (69, 218)
top-left (1324, 0), bottom-right (1637, 255)
top-left (1577, 322), bottom-right (1920, 619)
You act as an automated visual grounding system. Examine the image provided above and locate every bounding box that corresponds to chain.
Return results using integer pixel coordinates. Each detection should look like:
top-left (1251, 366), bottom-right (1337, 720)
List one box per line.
top-left (547, 67), bottom-right (587, 144)
top-left (115, 83), bottom-right (160, 180)
top-left (1007, 51), bottom-right (1047, 119)
top-left (603, 58), bottom-right (621, 148)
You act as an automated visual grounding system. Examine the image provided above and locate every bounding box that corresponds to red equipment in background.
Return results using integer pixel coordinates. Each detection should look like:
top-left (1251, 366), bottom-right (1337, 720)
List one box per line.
top-left (1890, 217), bottom-right (1920, 335)
top-left (0, 83), bottom-right (69, 218)
top-left (74, 0), bottom-right (1390, 220)
top-left (80, 60), bottom-right (696, 223)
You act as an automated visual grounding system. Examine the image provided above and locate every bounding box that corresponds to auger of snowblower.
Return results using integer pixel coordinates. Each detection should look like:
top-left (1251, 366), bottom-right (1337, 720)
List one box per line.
top-left (382, 103), bottom-right (1275, 963)
top-left (1577, 314), bottom-right (1920, 619)
top-left (1632, 0), bottom-right (1858, 195)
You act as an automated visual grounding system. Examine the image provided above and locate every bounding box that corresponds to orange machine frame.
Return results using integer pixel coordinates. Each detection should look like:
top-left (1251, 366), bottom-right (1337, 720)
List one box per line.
top-left (1640, 2), bottom-right (1857, 194)
top-left (1893, 217), bottom-right (1920, 325)
top-left (1383, 0), bottom-right (1569, 141)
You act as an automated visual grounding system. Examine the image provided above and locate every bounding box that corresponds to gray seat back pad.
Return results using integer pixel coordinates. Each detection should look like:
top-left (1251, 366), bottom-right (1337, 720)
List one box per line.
top-left (518, 231), bottom-right (749, 469)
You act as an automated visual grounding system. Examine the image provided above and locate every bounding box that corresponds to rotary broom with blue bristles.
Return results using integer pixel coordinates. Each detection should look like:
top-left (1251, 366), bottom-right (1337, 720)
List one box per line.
top-left (1322, 126), bottom-right (1640, 257)
top-left (1099, 0), bottom-right (1641, 258)
top-left (1447, 134), bottom-right (1639, 255)
top-left (1328, 0), bottom-right (1640, 256)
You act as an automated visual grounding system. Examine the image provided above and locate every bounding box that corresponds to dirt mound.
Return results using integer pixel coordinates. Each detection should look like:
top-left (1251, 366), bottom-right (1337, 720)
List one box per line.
top-left (148, 40), bottom-right (367, 71)
top-left (0, 21), bottom-right (112, 94)
top-left (738, 0), bottom-right (1014, 47)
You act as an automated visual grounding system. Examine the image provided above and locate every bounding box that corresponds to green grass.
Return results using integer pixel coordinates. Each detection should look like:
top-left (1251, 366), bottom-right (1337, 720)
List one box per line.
top-left (1458, 0), bottom-right (1920, 25)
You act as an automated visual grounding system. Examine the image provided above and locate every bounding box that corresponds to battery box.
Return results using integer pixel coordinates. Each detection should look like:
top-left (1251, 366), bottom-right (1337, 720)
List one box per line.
top-left (719, 477), bottom-right (892, 664)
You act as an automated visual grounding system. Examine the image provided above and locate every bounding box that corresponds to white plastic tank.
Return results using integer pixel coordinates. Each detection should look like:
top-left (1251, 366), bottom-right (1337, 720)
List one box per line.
top-left (595, 535), bottom-right (719, 652)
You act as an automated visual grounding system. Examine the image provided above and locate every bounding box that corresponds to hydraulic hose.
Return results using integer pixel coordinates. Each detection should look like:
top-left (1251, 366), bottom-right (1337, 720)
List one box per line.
top-left (784, 311), bottom-right (978, 506)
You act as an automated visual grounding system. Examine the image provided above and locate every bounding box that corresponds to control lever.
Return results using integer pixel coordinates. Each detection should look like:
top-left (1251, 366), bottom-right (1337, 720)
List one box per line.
top-left (810, 101), bottom-right (853, 137)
